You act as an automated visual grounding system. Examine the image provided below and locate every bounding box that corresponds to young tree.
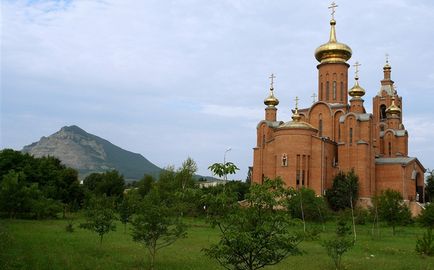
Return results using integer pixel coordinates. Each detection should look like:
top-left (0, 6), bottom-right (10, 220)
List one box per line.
top-left (137, 174), bottom-right (155, 198)
top-left (326, 170), bottom-right (359, 240)
top-left (374, 189), bottom-right (412, 235)
top-left (208, 162), bottom-right (239, 181)
top-left (131, 191), bottom-right (186, 270)
top-left (416, 203), bottom-right (434, 256)
top-left (325, 170), bottom-right (359, 211)
top-left (418, 203), bottom-right (434, 229)
top-left (118, 194), bottom-right (137, 233)
top-left (80, 196), bottom-right (117, 245)
top-left (176, 157), bottom-right (197, 190)
top-left (322, 217), bottom-right (354, 270)
top-left (203, 178), bottom-right (302, 270)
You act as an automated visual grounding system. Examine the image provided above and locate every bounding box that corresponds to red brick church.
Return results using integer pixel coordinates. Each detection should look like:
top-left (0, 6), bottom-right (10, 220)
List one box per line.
top-left (252, 5), bottom-right (425, 206)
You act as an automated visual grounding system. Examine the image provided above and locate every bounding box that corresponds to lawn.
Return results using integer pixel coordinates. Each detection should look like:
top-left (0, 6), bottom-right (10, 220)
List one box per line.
top-left (1, 217), bottom-right (433, 270)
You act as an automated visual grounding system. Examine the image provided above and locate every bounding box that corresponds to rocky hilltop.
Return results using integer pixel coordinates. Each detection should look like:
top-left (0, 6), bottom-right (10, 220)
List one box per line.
top-left (22, 125), bottom-right (162, 180)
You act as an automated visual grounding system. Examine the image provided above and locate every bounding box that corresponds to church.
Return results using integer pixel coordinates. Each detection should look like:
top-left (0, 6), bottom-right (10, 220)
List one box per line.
top-left (251, 4), bottom-right (425, 206)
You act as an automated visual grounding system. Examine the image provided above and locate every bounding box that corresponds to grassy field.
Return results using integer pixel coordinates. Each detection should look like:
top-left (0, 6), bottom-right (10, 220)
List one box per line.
top-left (1, 217), bottom-right (433, 270)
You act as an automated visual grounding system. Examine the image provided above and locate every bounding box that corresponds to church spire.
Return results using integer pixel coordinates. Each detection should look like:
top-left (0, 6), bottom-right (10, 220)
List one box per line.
top-left (381, 53), bottom-right (394, 86)
top-left (264, 73), bottom-right (279, 107)
top-left (292, 96), bottom-right (301, 122)
top-left (349, 61), bottom-right (365, 98)
top-left (315, 2), bottom-right (352, 105)
top-left (314, 2), bottom-right (352, 64)
top-left (264, 74), bottom-right (279, 121)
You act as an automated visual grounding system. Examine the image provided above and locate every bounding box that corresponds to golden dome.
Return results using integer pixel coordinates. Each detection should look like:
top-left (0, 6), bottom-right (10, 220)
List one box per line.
top-left (278, 101), bottom-right (317, 131)
top-left (349, 79), bottom-right (365, 98)
top-left (264, 87), bottom-right (279, 107)
top-left (386, 98), bottom-right (401, 115)
top-left (315, 19), bottom-right (352, 64)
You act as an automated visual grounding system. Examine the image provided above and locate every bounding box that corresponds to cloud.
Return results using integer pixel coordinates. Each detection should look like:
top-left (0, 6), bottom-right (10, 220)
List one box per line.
top-left (2, 0), bottom-right (434, 178)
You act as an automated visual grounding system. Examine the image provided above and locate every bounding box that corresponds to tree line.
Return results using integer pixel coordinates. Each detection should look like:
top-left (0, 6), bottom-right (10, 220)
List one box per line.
top-left (1, 148), bottom-right (434, 269)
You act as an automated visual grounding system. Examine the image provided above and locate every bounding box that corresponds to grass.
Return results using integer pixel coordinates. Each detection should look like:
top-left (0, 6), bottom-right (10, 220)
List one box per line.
top-left (1, 217), bottom-right (433, 270)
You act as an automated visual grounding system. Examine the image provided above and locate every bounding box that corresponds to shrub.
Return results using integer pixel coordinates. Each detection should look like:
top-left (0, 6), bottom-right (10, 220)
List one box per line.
top-left (416, 229), bottom-right (434, 256)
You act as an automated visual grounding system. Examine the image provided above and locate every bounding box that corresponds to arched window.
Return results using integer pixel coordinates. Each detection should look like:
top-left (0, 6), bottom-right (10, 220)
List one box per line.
top-left (380, 104), bottom-right (387, 120)
top-left (326, 81), bottom-right (330, 101)
top-left (320, 82), bottom-right (323, 100)
top-left (349, 128), bottom-right (353, 144)
top-left (319, 117), bottom-right (323, 137)
top-left (333, 81), bottom-right (337, 100)
top-left (388, 142), bottom-right (392, 156)
top-left (262, 134), bottom-right (265, 148)
top-left (281, 154), bottom-right (288, 167)
top-left (340, 81), bottom-right (344, 101)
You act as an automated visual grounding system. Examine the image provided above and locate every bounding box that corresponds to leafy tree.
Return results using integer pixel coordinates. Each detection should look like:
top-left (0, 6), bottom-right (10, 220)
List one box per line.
top-left (322, 217), bottom-right (354, 270)
top-left (416, 204), bottom-right (434, 256)
top-left (325, 170), bottom-right (359, 211)
top-left (83, 170), bottom-right (125, 199)
top-left (325, 170), bottom-right (359, 241)
top-left (416, 228), bottom-right (434, 256)
top-left (426, 169), bottom-right (434, 202)
top-left (286, 187), bottom-right (328, 223)
top-left (80, 196), bottom-right (117, 245)
top-left (374, 189), bottom-right (412, 235)
top-left (0, 150), bottom-right (83, 218)
top-left (131, 190), bottom-right (186, 270)
top-left (176, 157), bottom-right (197, 190)
top-left (137, 175), bottom-right (155, 197)
top-left (208, 162), bottom-right (239, 181)
top-left (203, 178), bottom-right (302, 270)
top-left (0, 171), bottom-right (29, 218)
top-left (418, 203), bottom-right (434, 229)
top-left (118, 194), bottom-right (137, 233)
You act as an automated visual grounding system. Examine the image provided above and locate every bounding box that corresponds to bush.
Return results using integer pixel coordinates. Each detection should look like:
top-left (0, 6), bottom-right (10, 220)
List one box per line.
top-left (416, 229), bottom-right (434, 256)
top-left (418, 203), bottom-right (434, 229)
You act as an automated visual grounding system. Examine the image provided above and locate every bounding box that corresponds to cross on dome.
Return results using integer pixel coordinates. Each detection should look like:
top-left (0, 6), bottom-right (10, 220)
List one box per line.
top-left (328, 2), bottom-right (338, 19)
top-left (354, 61), bottom-right (361, 79)
top-left (311, 93), bottom-right (317, 103)
top-left (269, 73), bottom-right (276, 89)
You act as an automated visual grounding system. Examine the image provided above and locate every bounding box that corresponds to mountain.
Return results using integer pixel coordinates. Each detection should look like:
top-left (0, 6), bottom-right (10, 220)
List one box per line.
top-left (22, 125), bottom-right (162, 181)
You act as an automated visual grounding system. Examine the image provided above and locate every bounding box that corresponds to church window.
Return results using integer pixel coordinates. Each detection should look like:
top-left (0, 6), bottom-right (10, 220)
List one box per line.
top-left (319, 119), bottom-right (323, 137)
top-left (380, 125), bottom-right (384, 132)
top-left (349, 128), bottom-right (353, 144)
top-left (306, 155), bottom-right (310, 186)
top-left (380, 105), bottom-right (387, 120)
top-left (296, 155), bottom-right (301, 187)
top-left (388, 142), bottom-right (392, 156)
top-left (340, 81), bottom-right (344, 101)
top-left (281, 154), bottom-right (288, 167)
top-left (320, 82), bottom-right (323, 100)
top-left (302, 155), bottom-right (306, 186)
top-left (333, 81), bottom-right (337, 100)
top-left (326, 81), bottom-right (330, 101)
top-left (262, 134), bottom-right (265, 148)
top-left (338, 125), bottom-right (341, 141)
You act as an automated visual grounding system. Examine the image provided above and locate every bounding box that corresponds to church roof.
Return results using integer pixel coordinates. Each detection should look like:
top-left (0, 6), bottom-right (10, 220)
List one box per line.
top-left (375, 157), bottom-right (426, 171)
top-left (380, 129), bottom-right (407, 137)
top-left (377, 84), bottom-right (396, 96)
top-left (339, 113), bottom-right (371, 123)
top-left (257, 120), bottom-right (283, 129)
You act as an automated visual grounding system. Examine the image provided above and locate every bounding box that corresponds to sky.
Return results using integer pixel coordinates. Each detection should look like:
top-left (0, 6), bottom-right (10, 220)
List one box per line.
top-left (2, 0), bottom-right (434, 180)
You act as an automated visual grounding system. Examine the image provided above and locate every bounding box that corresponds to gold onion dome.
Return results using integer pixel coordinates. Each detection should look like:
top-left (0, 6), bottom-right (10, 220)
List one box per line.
top-left (278, 98), bottom-right (317, 131)
top-left (386, 98), bottom-right (401, 115)
top-left (315, 19), bottom-right (352, 64)
top-left (349, 78), bottom-right (365, 98)
top-left (264, 87), bottom-right (279, 107)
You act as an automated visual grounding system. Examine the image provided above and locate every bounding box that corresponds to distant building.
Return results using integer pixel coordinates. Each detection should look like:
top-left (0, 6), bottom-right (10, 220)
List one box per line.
top-left (252, 7), bottom-right (425, 206)
top-left (199, 180), bottom-right (228, 188)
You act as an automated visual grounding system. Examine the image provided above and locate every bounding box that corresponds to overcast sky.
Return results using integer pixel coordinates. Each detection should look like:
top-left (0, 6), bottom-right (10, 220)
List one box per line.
top-left (2, 0), bottom-right (434, 180)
